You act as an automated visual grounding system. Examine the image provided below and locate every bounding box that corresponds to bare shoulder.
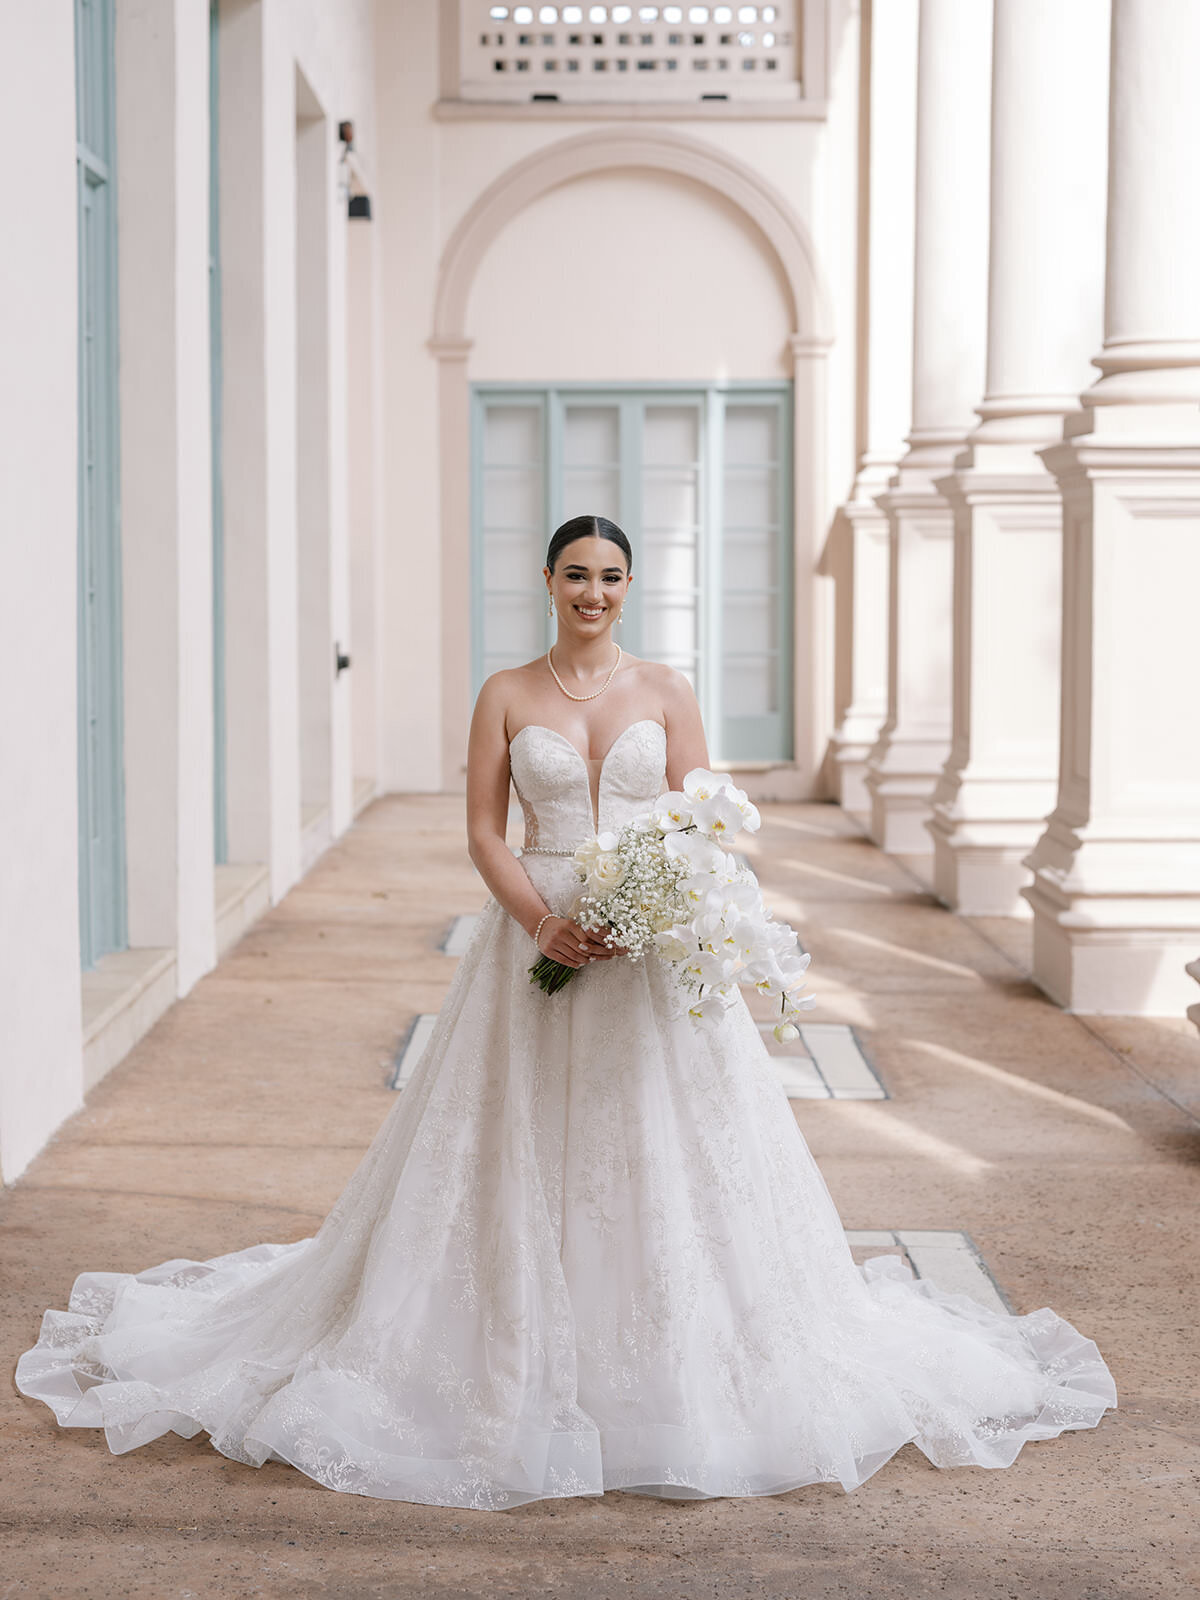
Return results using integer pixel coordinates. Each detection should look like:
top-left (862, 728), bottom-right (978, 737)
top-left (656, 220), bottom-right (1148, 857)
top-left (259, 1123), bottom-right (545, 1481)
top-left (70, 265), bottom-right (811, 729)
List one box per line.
top-left (474, 660), bottom-right (546, 738)
top-left (637, 658), bottom-right (699, 712)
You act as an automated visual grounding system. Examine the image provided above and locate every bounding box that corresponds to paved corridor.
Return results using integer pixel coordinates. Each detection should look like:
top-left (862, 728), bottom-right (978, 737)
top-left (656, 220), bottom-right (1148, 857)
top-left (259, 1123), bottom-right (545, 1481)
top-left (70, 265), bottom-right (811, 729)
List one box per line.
top-left (4, 797), bottom-right (1198, 1599)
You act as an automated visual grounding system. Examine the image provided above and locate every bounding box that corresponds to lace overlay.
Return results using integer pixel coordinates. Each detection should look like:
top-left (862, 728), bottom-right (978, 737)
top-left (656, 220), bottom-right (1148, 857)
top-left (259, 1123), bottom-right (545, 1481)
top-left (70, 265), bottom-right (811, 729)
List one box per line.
top-left (13, 722), bottom-right (1117, 1509)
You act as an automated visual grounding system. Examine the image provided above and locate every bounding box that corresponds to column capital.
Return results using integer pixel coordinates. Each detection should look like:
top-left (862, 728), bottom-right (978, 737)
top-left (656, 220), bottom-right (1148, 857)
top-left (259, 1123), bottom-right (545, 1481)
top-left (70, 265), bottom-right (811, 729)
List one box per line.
top-left (426, 334), bottom-right (473, 363)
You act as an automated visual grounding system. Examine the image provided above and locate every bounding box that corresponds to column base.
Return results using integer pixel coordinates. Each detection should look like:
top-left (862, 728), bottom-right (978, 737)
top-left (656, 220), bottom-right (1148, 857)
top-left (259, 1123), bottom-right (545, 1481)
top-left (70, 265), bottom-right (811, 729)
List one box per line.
top-left (929, 814), bottom-right (1038, 918)
top-left (830, 718), bottom-right (886, 824)
top-left (866, 759), bottom-right (947, 854)
top-left (1023, 889), bottom-right (1200, 1015)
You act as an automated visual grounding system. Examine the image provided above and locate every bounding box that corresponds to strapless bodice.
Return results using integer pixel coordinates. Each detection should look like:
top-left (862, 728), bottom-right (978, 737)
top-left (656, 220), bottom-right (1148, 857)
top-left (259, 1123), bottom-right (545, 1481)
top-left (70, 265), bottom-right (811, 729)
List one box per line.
top-left (509, 720), bottom-right (668, 850)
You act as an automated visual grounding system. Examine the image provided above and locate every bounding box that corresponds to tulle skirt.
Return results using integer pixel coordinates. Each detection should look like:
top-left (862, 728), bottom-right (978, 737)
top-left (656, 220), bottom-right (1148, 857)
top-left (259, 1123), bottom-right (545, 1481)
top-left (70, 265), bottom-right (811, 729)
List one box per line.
top-left (14, 858), bottom-right (1117, 1509)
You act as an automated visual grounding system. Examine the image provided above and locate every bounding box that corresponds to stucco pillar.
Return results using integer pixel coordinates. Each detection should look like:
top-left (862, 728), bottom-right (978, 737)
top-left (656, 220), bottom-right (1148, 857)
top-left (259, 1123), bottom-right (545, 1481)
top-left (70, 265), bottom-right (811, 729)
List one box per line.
top-left (864, 0), bottom-right (993, 854)
top-left (927, 0), bottom-right (1110, 915)
top-left (1024, 0), bottom-right (1200, 1014)
top-left (115, 0), bottom-right (217, 991)
top-left (220, 0), bottom-right (302, 898)
top-left (0, 1), bottom-right (84, 1183)
top-left (433, 337), bottom-right (473, 792)
top-left (829, 0), bottom-right (918, 824)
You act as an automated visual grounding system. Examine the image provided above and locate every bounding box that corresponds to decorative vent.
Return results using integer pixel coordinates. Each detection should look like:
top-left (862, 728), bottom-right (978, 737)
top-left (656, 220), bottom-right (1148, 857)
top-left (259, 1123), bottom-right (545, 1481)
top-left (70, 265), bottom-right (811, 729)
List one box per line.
top-left (460, 3), bottom-right (802, 103)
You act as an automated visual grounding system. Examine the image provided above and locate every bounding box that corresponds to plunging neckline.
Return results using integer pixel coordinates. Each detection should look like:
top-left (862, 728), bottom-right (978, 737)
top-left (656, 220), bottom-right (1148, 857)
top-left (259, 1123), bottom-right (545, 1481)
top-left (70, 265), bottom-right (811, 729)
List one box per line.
top-left (509, 718), bottom-right (665, 834)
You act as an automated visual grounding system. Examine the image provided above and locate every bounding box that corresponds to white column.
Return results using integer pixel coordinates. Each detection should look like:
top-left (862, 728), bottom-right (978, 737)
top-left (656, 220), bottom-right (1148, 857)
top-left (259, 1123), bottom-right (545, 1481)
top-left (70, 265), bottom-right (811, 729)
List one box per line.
top-left (1025, 0), bottom-right (1200, 1015)
top-left (0, 3), bottom-right (84, 1182)
top-left (220, 0), bottom-right (302, 898)
top-left (928, 0), bottom-right (1110, 915)
top-left (829, 0), bottom-right (918, 823)
top-left (115, 0), bottom-right (217, 991)
top-left (296, 79), bottom-right (334, 866)
top-left (864, 0), bottom-right (993, 854)
top-left (347, 205), bottom-right (385, 792)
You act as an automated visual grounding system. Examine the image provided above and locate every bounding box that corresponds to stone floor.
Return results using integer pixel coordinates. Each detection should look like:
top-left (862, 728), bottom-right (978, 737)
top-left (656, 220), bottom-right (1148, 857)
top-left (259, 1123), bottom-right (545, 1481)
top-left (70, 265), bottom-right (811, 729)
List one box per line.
top-left (3, 796), bottom-right (1199, 1599)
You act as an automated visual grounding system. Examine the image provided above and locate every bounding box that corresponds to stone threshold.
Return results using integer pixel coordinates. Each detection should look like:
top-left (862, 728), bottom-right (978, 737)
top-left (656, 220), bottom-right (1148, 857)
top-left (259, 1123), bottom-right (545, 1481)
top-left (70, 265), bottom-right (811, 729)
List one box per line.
top-left (214, 861), bottom-right (271, 960)
top-left (300, 803), bottom-right (331, 876)
top-left (81, 946), bottom-right (176, 1094)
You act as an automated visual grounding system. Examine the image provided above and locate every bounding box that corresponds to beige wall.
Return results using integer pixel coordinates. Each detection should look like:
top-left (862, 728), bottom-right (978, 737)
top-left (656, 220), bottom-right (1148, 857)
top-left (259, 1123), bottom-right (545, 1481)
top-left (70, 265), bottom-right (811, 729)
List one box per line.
top-left (374, 0), bottom-right (861, 794)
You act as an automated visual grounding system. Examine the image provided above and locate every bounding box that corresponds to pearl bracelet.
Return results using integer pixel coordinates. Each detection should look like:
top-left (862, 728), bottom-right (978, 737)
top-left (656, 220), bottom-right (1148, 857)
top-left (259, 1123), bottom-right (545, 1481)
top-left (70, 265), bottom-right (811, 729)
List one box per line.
top-left (533, 912), bottom-right (553, 951)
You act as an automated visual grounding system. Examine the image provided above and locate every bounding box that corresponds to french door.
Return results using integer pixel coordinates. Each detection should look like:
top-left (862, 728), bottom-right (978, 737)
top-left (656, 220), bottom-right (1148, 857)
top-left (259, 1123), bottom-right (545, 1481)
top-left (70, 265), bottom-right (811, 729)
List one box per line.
top-left (75, 0), bottom-right (127, 966)
top-left (470, 383), bottom-right (793, 764)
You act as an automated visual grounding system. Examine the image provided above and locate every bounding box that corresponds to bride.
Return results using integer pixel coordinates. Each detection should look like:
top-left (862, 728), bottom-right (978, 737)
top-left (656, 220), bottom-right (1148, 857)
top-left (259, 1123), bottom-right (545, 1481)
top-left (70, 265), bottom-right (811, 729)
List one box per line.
top-left (15, 513), bottom-right (1116, 1511)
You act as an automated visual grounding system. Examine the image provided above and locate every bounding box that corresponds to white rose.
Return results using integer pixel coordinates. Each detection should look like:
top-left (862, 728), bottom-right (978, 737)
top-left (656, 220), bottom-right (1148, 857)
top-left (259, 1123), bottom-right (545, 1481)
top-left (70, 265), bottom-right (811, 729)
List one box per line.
top-left (574, 831), bottom-right (619, 874)
top-left (585, 851), bottom-right (626, 894)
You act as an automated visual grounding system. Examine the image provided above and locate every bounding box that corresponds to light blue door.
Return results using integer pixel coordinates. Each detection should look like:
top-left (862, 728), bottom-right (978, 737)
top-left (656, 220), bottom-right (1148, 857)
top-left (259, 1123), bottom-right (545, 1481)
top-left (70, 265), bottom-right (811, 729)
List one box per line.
top-left (470, 382), bottom-right (793, 763)
top-left (75, 0), bottom-right (127, 968)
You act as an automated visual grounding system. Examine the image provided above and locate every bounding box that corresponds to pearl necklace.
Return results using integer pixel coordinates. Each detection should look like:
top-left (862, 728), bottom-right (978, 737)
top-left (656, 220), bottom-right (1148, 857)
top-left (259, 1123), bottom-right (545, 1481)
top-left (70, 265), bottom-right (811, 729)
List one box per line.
top-left (548, 643), bottom-right (622, 701)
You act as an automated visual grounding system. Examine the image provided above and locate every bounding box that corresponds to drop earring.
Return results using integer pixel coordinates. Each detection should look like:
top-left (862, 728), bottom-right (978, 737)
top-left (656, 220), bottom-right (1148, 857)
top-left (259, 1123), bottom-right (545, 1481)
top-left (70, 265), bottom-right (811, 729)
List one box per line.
top-left (547, 595), bottom-right (554, 617)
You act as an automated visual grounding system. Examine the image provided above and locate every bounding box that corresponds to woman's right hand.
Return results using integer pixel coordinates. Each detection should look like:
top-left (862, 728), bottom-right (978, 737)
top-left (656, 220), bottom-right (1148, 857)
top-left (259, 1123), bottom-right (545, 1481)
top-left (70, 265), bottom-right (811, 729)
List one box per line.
top-left (535, 916), bottom-right (614, 968)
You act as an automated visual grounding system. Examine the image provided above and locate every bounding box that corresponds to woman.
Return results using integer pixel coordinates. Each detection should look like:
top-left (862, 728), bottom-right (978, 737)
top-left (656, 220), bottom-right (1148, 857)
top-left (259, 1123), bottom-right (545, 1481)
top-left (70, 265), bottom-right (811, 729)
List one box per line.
top-left (14, 514), bottom-right (1116, 1510)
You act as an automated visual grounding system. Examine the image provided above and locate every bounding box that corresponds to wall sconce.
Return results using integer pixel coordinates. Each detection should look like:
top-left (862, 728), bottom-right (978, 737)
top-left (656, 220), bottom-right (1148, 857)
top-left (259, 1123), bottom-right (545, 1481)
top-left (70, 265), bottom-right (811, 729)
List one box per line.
top-left (338, 119), bottom-right (372, 221)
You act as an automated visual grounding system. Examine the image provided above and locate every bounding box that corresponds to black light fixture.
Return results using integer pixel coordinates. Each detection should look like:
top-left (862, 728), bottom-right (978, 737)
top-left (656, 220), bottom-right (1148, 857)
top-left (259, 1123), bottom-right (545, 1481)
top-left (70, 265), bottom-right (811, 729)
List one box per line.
top-left (338, 119), bottom-right (372, 221)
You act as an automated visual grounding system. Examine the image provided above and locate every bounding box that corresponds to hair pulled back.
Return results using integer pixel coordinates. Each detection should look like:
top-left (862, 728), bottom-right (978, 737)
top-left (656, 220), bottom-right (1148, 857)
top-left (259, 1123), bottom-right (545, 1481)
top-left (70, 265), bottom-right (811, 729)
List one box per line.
top-left (545, 514), bottom-right (633, 576)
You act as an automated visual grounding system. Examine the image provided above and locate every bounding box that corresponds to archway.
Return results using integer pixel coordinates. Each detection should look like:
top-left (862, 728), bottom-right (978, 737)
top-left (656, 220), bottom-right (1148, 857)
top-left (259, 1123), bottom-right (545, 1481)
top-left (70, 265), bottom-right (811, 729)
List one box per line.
top-left (428, 127), bottom-right (834, 789)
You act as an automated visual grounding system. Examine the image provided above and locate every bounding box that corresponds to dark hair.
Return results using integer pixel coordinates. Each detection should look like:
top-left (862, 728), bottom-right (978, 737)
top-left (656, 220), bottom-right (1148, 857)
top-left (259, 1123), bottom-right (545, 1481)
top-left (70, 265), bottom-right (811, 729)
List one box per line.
top-left (545, 514), bottom-right (633, 576)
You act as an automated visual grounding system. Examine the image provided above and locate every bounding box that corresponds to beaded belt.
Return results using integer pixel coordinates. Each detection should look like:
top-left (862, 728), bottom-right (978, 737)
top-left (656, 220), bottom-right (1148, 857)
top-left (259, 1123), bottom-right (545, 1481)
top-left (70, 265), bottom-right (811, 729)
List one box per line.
top-left (521, 844), bottom-right (581, 857)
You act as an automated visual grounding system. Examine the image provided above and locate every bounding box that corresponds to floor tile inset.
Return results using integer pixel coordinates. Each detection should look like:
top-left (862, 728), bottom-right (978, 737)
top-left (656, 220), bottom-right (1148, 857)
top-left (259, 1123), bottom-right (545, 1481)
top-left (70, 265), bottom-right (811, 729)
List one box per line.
top-left (439, 914), bottom-right (480, 956)
top-left (846, 1228), bottom-right (1012, 1315)
top-left (389, 1013), bottom-right (437, 1090)
top-left (759, 1020), bottom-right (887, 1100)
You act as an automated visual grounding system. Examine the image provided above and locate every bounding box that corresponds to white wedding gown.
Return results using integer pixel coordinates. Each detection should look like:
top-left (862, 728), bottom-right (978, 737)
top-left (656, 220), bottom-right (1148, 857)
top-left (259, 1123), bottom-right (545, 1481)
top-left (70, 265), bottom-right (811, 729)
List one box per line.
top-left (15, 720), bottom-right (1117, 1510)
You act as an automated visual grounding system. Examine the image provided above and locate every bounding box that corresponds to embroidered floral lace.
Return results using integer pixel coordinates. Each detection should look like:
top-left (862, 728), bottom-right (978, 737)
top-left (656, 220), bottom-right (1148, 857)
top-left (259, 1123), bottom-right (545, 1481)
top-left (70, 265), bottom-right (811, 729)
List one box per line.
top-left (14, 720), bottom-right (1117, 1509)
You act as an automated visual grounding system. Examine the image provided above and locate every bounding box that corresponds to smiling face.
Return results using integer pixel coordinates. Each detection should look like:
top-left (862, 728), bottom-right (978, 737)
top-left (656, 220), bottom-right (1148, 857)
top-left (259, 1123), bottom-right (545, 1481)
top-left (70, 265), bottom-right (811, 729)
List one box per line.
top-left (544, 536), bottom-right (633, 636)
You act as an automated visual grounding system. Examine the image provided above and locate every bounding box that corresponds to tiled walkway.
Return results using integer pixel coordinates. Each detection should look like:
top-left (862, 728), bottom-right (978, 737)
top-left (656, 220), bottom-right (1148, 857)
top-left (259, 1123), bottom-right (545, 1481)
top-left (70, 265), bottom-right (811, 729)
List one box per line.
top-left (3, 795), bottom-right (1199, 1598)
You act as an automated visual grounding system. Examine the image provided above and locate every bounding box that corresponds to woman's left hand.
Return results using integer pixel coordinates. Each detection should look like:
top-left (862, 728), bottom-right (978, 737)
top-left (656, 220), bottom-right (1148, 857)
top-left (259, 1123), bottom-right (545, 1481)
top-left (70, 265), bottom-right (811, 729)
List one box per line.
top-left (592, 923), bottom-right (626, 959)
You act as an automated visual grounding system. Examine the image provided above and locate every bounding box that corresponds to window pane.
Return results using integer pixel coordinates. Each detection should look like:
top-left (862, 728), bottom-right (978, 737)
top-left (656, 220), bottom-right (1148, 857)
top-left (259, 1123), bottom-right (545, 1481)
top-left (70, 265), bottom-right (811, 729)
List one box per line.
top-left (485, 404), bottom-right (542, 466)
top-left (642, 531), bottom-right (697, 590)
top-left (564, 405), bottom-right (619, 465)
top-left (643, 405), bottom-right (698, 465)
top-left (723, 404), bottom-right (778, 464)
top-left (724, 593), bottom-right (778, 653)
top-left (562, 467), bottom-right (620, 520)
top-left (723, 528), bottom-right (777, 592)
top-left (723, 466), bottom-right (777, 527)
top-left (724, 656), bottom-right (778, 717)
top-left (643, 595), bottom-right (697, 656)
top-left (487, 590), bottom-right (544, 656)
top-left (642, 468), bottom-right (698, 528)
top-left (483, 528), bottom-right (543, 591)
top-left (483, 466), bottom-right (542, 529)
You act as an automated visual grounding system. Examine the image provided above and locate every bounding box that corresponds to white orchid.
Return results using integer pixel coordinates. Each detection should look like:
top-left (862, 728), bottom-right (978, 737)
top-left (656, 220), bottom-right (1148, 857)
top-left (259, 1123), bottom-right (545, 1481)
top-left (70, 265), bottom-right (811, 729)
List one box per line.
top-left (664, 828), bottom-right (724, 874)
top-left (720, 781), bottom-right (762, 832)
top-left (653, 924), bottom-right (696, 963)
top-left (773, 1020), bottom-right (800, 1043)
top-left (648, 792), bottom-right (693, 832)
top-left (687, 992), bottom-right (733, 1031)
top-left (682, 767), bottom-right (725, 803)
top-left (691, 791), bottom-right (746, 845)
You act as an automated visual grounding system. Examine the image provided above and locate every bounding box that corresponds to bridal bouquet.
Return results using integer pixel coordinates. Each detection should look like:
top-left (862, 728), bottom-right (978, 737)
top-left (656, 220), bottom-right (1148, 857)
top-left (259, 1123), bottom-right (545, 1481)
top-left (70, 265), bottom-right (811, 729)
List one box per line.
top-left (527, 768), bottom-right (815, 1034)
